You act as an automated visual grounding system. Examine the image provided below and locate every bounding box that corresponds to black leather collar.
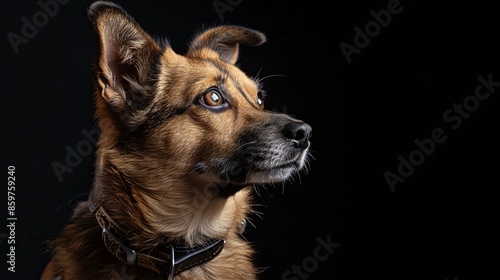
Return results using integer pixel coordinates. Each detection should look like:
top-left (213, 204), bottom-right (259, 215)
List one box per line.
top-left (88, 164), bottom-right (225, 279)
top-left (93, 205), bottom-right (225, 279)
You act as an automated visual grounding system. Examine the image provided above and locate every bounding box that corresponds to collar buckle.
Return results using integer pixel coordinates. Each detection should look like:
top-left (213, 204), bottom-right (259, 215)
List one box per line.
top-left (101, 223), bottom-right (137, 266)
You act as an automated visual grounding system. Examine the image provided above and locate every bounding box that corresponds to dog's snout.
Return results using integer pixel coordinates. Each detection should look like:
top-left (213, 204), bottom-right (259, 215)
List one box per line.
top-left (283, 122), bottom-right (312, 149)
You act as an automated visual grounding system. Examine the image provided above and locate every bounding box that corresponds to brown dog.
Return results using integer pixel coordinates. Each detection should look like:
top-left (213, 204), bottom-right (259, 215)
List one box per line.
top-left (41, 1), bottom-right (311, 279)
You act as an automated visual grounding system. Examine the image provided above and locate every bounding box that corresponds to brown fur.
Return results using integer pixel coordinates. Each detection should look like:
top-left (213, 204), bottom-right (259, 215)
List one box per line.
top-left (41, 1), bottom-right (311, 279)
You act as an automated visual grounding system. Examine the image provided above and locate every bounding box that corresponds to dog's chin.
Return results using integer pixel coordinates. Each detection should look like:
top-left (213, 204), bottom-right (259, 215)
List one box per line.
top-left (203, 149), bottom-right (309, 197)
top-left (246, 163), bottom-right (299, 184)
top-left (224, 151), bottom-right (308, 187)
top-left (247, 165), bottom-right (297, 184)
top-left (214, 164), bottom-right (298, 198)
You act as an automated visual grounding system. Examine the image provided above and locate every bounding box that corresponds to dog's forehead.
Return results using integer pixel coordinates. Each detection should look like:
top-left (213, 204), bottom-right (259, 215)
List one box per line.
top-left (200, 59), bottom-right (259, 91)
top-left (187, 57), bottom-right (259, 100)
top-left (222, 62), bottom-right (260, 98)
top-left (158, 49), bottom-right (260, 108)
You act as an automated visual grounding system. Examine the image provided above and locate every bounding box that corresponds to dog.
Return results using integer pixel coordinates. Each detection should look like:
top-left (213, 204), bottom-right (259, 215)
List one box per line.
top-left (41, 1), bottom-right (311, 279)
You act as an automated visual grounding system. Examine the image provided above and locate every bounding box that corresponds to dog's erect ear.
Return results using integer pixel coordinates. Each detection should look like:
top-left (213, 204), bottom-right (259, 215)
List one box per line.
top-left (187, 25), bottom-right (266, 64)
top-left (88, 1), bottom-right (162, 126)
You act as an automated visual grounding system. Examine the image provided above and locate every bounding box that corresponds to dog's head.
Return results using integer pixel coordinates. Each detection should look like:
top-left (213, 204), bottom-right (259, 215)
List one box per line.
top-left (89, 2), bottom-right (311, 198)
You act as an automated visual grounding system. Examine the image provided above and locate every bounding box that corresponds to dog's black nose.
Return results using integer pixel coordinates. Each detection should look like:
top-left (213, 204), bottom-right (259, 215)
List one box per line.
top-left (283, 121), bottom-right (312, 149)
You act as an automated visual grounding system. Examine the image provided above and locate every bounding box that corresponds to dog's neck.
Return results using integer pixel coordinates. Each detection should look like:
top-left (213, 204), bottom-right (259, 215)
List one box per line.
top-left (90, 157), bottom-right (251, 247)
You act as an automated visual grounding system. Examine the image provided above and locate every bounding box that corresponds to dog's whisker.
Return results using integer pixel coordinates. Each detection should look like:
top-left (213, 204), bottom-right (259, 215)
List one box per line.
top-left (262, 185), bottom-right (273, 198)
top-left (308, 151), bottom-right (316, 160)
top-left (245, 216), bottom-right (257, 229)
top-left (250, 202), bottom-right (266, 208)
top-left (253, 67), bottom-right (263, 81)
top-left (247, 211), bottom-right (262, 222)
top-left (256, 73), bottom-right (287, 84)
top-left (239, 233), bottom-right (249, 242)
top-left (253, 185), bottom-right (262, 196)
top-left (236, 140), bottom-right (258, 151)
top-left (249, 211), bottom-right (264, 221)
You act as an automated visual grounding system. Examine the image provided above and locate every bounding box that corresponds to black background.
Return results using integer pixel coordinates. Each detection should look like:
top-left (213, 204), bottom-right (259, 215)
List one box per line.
top-left (1, 0), bottom-right (499, 279)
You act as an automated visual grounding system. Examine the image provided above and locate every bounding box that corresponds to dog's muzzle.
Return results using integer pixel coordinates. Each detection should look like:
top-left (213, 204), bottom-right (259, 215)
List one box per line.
top-left (223, 115), bottom-right (312, 186)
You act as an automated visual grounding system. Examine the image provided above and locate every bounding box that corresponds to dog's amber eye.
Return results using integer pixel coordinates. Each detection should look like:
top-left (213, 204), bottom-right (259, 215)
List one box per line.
top-left (257, 97), bottom-right (264, 108)
top-left (203, 90), bottom-right (223, 107)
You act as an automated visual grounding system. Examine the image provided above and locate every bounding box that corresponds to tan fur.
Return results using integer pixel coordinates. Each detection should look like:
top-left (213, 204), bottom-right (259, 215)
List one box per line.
top-left (42, 1), bottom-right (311, 279)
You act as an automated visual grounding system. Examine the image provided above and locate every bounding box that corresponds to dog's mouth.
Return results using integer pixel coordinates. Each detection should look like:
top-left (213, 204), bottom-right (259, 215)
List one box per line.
top-left (197, 144), bottom-right (310, 197)
top-left (245, 149), bottom-right (310, 184)
top-left (202, 159), bottom-right (307, 198)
